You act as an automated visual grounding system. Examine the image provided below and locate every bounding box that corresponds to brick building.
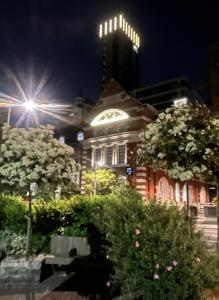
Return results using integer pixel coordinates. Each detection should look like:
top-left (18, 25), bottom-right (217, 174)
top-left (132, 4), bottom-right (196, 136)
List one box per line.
top-left (80, 79), bottom-right (208, 205)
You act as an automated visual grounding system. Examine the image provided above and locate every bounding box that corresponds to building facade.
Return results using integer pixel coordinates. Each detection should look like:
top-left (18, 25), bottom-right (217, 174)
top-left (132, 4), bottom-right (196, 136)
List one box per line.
top-left (80, 79), bottom-right (208, 205)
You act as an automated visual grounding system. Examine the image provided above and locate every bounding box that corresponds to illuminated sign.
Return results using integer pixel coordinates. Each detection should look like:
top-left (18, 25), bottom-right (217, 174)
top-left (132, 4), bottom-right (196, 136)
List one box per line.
top-left (99, 14), bottom-right (140, 48)
top-left (77, 131), bottom-right (84, 141)
top-left (126, 167), bottom-right (133, 176)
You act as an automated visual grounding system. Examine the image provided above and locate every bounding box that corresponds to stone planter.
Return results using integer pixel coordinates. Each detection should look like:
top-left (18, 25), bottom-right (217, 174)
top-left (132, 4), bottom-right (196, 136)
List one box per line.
top-left (0, 258), bottom-right (42, 283)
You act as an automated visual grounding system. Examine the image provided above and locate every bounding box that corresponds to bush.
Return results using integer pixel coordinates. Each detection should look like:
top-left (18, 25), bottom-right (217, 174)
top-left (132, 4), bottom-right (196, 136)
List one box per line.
top-left (33, 195), bottom-right (109, 236)
top-left (0, 229), bottom-right (26, 258)
top-left (92, 186), bottom-right (219, 300)
top-left (32, 233), bottom-right (50, 254)
top-left (0, 194), bottom-right (27, 233)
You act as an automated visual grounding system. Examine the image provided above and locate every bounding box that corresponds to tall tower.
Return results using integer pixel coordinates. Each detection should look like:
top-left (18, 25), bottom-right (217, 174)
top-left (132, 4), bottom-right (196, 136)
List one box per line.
top-left (99, 14), bottom-right (140, 92)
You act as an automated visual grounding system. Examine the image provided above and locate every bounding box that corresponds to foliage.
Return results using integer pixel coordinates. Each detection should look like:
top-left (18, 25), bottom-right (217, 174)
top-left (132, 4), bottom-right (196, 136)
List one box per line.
top-left (0, 194), bottom-right (27, 232)
top-left (32, 233), bottom-right (50, 254)
top-left (82, 167), bottom-right (117, 195)
top-left (0, 124), bottom-right (76, 193)
top-left (0, 229), bottom-right (26, 258)
top-left (32, 195), bottom-right (108, 236)
top-left (92, 186), bottom-right (219, 300)
top-left (138, 103), bottom-right (219, 181)
top-left (0, 124), bottom-right (76, 257)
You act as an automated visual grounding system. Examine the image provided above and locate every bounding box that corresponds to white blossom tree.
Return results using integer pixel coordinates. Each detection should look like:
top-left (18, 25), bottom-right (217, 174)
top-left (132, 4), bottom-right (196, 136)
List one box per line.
top-left (0, 124), bottom-right (76, 258)
top-left (137, 103), bottom-right (219, 241)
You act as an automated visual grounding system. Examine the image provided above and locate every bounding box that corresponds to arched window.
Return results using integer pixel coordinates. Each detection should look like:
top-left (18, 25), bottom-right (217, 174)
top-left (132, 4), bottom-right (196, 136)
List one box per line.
top-left (183, 184), bottom-right (187, 202)
top-left (175, 182), bottom-right (180, 202)
top-left (157, 177), bottom-right (171, 202)
top-left (200, 186), bottom-right (207, 204)
top-left (90, 109), bottom-right (129, 126)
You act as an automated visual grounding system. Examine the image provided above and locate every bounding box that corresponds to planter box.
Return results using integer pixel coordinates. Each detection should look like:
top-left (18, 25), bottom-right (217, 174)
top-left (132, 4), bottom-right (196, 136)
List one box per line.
top-left (0, 259), bottom-right (41, 282)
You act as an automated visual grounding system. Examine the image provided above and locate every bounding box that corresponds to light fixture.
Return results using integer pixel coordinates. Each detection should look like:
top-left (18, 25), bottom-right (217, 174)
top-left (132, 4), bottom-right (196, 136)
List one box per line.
top-left (23, 100), bottom-right (36, 111)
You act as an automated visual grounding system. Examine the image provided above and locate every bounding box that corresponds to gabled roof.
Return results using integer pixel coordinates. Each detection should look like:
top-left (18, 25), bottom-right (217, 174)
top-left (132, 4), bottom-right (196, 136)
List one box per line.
top-left (99, 78), bottom-right (130, 99)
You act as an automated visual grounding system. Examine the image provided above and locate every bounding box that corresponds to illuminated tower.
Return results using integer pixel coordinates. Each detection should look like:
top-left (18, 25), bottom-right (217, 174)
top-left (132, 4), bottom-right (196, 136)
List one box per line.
top-left (99, 14), bottom-right (140, 92)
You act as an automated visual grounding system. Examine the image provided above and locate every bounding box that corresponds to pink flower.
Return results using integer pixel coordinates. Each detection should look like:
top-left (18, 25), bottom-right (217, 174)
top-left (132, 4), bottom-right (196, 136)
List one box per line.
top-left (153, 273), bottom-right (160, 280)
top-left (106, 281), bottom-right (111, 287)
top-left (155, 263), bottom-right (159, 269)
top-left (135, 228), bottom-right (141, 235)
top-left (135, 240), bottom-right (140, 248)
top-left (167, 266), bottom-right (173, 272)
top-left (172, 259), bottom-right (178, 267)
top-left (196, 257), bottom-right (201, 263)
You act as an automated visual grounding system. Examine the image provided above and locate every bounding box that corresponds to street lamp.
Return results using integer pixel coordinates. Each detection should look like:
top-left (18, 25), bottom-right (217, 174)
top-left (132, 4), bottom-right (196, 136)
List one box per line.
top-left (23, 100), bottom-right (36, 111)
top-left (6, 99), bottom-right (37, 125)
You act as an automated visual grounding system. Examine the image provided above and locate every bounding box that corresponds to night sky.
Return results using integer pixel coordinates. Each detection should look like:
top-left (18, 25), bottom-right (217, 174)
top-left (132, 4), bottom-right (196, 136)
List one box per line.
top-left (0, 0), bottom-right (218, 103)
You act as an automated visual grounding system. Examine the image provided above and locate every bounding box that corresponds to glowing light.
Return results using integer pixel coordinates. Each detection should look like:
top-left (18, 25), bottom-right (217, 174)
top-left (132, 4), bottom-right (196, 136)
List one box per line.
top-left (125, 21), bottom-right (128, 34)
top-left (91, 109), bottom-right (129, 126)
top-left (174, 97), bottom-right (188, 106)
top-left (0, 66), bottom-right (73, 127)
top-left (128, 25), bottom-right (131, 38)
top-left (99, 24), bottom-right (103, 38)
top-left (114, 16), bottom-right (117, 30)
top-left (109, 19), bottom-right (112, 32)
top-left (104, 21), bottom-right (108, 35)
top-left (122, 18), bottom-right (126, 31)
top-left (119, 14), bottom-right (123, 28)
top-left (98, 15), bottom-right (140, 48)
top-left (23, 100), bottom-right (36, 111)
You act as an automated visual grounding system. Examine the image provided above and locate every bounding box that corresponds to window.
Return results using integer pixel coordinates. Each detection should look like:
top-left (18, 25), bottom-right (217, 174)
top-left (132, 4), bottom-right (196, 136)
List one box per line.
top-left (59, 135), bottom-right (65, 144)
top-left (91, 109), bottom-right (129, 126)
top-left (95, 148), bottom-right (102, 164)
top-left (183, 184), bottom-right (187, 202)
top-left (107, 127), bottom-right (117, 135)
top-left (96, 128), bottom-right (105, 137)
top-left (119, 124), bottom-right (127, 132)
top-left (118, 145), bottom-right (126, 164)
top-left (175, 182), bottom-right (180, 202)
top-left (200, 186), bottom-right (207, 204)
top-left (106, 146), bottom-right (113, 165)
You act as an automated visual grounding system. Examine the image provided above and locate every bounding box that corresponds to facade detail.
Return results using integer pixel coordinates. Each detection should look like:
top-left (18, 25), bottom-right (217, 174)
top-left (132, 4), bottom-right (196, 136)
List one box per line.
top-left (99, 14), bottom-right (140, 92)
top-left (80, 79), bottom-right (209, 206)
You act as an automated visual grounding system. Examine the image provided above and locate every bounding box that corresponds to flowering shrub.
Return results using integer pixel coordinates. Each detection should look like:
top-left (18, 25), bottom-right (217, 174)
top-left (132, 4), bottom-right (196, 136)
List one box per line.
top-left (138, 103), bottom-right (219, 181)
top-left (93, 186), bottom-right (219, 299)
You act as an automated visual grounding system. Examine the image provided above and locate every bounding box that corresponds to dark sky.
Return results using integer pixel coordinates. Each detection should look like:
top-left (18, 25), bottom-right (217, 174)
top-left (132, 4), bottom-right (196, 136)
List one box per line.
top-left (0, 0), bottom-right (218, 103)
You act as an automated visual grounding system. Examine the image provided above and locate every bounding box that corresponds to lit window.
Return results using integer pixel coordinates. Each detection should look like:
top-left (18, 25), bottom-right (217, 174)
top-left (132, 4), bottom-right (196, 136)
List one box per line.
top-left (114, 16), bottom-right (117, 30)
top-left (118, 145), bottom-right (126, 164)
top-left (183, 184), bottom-right (187, 202)
top-left (91, 109), bottom-right (129, 126)
top-left (109, 19), bottom-right (112, 32)
top-left (106, 146), bottom-right (113, 165)
top-left (157, 177), bottom-right (169, 201)
top-left (119, 14), bottom-right (123, 28)
top-left (99, 24), bottom-right (103, 38)
top-left (59, 135), bottom-right (65, 144)
top-left (175, 182), bottom-right (180, 202)
top-left (104, 21), bottom-right (108, 35)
